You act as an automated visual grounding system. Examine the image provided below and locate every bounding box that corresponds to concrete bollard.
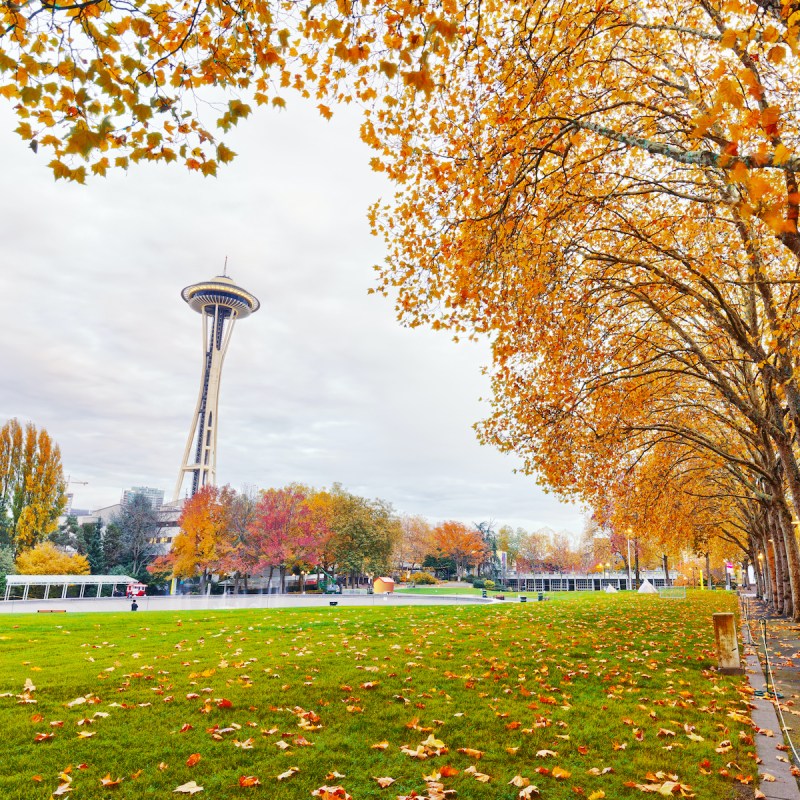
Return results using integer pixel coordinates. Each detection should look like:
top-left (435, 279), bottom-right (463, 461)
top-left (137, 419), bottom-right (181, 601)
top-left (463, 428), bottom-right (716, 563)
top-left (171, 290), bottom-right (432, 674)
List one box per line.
top-left (713, 612), bottom-right (744, 675)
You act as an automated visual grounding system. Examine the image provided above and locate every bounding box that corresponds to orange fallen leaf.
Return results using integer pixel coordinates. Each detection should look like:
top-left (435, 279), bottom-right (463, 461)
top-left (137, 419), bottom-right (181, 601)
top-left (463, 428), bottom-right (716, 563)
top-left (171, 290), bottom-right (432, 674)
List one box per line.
top-left (34, 732), bottom-right (54, 742)
top-left (440, 766), bottom-right (459, 777)
top-left (238, 776), bottom-right (260, 787)
top-left (371, 741), bottom-right (389, 750)
top-left (277, 767), bottom-right (300, 781)
top-left (186, 753), bottom-right (201, 767)
top-left (457, 747), bottom-right (483, 759)
top-left (373, 776), bottom-right (396, 787)
top-left (100, 774), bottom-right (123, 787)
top-left (311, 786), bottom-right (352, 800)
top-left (552, 767), bottom-right (571, 779)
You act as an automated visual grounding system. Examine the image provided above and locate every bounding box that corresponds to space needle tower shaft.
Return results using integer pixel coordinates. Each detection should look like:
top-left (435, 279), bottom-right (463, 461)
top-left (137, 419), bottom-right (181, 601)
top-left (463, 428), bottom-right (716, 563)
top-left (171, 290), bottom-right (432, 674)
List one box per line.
top-left (173, 274), bottom-right (260, 501)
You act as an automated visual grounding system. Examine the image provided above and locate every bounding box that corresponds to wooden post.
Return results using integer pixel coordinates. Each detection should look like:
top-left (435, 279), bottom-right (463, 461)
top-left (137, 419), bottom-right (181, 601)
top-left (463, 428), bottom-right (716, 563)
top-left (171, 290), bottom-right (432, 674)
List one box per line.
top-left (713, 613), bottom-right (744, 675)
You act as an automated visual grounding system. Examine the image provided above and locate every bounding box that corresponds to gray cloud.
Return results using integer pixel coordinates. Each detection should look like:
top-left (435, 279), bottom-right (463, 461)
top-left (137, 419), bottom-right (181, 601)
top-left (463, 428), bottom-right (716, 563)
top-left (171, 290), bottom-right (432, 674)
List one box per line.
top-left (0, 100), bottom-right (584, 533)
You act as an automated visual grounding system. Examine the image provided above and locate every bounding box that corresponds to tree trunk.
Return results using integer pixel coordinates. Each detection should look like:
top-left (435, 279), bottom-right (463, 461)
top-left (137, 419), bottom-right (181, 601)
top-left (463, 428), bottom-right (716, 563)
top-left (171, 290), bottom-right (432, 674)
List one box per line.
top-left (279, 566), bottom-right (286, 594)
top-left (771, 436), bottom-right (800, 620)
top-left (634, 540), bottom-right (640, 589)
top-left (705, 552), bottom-right (711, 590)
top-left (662, 554), bottom-right (670, 587)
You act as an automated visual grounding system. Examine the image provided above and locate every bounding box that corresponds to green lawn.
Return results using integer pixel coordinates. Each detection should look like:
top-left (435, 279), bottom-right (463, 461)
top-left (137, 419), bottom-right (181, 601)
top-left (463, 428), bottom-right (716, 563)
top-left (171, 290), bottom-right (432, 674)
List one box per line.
top-left (0, 592), bottom-right (754, 799)
top-left (394, 586), bottom-right (524, 597)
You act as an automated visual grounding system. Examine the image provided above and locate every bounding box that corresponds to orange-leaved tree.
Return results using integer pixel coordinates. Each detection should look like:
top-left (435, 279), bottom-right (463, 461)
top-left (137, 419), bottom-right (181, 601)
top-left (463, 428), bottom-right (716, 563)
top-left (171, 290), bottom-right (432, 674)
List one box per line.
top-left (432, 521), bottom-right (487, 581)
top-left (157, 485), bottom-right (234, 593)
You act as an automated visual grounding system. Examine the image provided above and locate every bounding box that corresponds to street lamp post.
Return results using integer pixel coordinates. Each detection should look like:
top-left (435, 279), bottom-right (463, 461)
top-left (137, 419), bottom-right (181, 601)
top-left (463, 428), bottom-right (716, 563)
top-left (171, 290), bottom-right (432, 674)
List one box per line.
top-left (604, 562), bottom-right (611, 588)
top-left (626, 528), bottom-right (634, 590)
top-left (301, 570), bottom-right (306, 595)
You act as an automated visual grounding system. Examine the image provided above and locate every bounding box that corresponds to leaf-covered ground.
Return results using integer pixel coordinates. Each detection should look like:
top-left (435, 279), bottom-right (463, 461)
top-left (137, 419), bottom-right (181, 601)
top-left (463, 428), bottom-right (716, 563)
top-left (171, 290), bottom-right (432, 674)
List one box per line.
top-left (0, 592), bottom-right (756, 799)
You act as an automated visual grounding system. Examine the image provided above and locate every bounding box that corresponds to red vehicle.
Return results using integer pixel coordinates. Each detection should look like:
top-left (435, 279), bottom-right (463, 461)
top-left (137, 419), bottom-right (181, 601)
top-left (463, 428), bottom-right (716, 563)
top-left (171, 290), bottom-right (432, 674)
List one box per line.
top-left (125, 583), bottom-right (147, 598)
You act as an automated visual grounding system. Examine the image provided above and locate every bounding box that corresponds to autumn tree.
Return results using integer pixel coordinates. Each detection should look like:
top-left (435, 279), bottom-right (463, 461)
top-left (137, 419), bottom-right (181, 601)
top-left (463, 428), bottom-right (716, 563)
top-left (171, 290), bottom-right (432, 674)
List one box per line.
top-left (395, 514), bottom-right (435, 574)
top-left (432, 521), bottom-right (487, 581)
top-left (248, 485), bottom-right (321, 593)
top-left (158, 485), bottom-right (234, 592)
top-left (15, 541), bottom-right (90, 575)
top-left (496, 525), bottom-right (522, 573)
top-left (322, 486), bottom-right (401, 587)
top-left (0, 419), bottom-right (66, 555)
top-left (216, 487), bottom-right (260, 593)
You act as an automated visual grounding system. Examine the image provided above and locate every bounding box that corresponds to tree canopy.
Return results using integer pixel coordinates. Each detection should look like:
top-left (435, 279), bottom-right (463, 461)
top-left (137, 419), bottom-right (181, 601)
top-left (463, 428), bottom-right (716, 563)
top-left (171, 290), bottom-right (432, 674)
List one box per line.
top-left (0, 419), bottom-right (66, 555)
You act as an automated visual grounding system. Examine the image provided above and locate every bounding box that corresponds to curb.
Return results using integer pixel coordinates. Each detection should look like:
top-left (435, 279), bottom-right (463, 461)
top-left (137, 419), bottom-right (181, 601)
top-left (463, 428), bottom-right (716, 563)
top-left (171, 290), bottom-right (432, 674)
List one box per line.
top-left (742, 621), bottom-right (800, 799)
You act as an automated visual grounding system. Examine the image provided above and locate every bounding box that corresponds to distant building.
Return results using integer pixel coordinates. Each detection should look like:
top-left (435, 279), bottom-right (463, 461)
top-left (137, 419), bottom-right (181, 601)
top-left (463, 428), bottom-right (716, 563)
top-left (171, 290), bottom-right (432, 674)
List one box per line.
top-left (121, 486), bottom-right (164, 509)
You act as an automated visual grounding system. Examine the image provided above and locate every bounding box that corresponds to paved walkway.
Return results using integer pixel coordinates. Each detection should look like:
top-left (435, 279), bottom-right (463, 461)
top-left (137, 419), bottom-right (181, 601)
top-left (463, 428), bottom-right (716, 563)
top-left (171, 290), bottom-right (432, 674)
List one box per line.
top-left (741, 592), bottom-right (800, 800)
top-left (0, 592), bottom-right (495, 614)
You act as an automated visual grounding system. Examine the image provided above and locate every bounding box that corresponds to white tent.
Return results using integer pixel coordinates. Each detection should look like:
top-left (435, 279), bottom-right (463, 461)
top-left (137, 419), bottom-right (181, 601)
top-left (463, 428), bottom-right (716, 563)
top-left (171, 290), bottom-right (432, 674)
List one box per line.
top-left (638, 579), bottom-right (658, 594)
top-left (604, 584), bottom-right (617, 593)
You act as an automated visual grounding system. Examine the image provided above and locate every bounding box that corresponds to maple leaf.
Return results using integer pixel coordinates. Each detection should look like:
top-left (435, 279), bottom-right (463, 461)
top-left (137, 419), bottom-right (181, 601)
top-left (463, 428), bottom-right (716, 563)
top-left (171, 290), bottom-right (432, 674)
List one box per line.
top-left (440, 766), bottom-right (459, 777)
top-left (373, 776), bottom-right (396, 787)
top-left (457, 747), bottom-right (483, 759)
top-left (371, 741), bottom-right (389, 750)
top-left (52, 783), bottom-right (73, 796)
top-left (518, 786), bottom-right (540, 798)
top-left (552, 766), bottom-right (571, 779)
top-left (238, 776), bottom-right (260, 787)
top-left (185, 753), bottom-right (202, 767)
top-left (509, 775), bottom-right (530, 787)
top-left (311, 786), bottom-right (352, 800)
top-left (100, 774), bottom-right (123, 787)
top-left (173, 781), bottom-right (204, 794)
top-left (34, 732), bottom-right (54, 742)
top-left (536, 749), bottom-right (558, 758)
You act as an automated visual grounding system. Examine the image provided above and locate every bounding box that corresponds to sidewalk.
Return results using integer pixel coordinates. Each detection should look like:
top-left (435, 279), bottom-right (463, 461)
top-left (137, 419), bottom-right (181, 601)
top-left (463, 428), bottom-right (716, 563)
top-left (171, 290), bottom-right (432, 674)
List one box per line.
top-left (741, 591), bottom-right (800, 800)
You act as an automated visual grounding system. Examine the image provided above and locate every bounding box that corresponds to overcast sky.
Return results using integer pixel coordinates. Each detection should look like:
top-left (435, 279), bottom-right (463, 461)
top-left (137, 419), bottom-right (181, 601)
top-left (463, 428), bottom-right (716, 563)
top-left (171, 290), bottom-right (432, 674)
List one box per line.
top-left (0, 99), bottom-right (585, 535)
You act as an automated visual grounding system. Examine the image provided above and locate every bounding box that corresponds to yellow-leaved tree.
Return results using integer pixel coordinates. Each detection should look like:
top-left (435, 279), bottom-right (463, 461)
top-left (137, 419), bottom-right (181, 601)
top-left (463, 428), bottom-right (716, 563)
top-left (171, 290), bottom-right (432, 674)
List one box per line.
top-left (15, 541), bottom-right (90, 575)
top-left (0, 419), bottom-right (66, 556)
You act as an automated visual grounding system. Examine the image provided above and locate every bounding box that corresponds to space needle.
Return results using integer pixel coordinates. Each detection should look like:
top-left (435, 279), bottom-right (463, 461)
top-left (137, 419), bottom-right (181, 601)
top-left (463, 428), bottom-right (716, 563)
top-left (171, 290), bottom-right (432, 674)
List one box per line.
top-left (173, 272), bottom-right (260, 501)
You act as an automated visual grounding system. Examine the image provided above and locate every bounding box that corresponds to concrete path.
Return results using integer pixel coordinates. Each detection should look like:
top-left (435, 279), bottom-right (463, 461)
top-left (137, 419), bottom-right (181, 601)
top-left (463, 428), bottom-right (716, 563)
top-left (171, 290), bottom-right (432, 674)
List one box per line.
top-left (0, 592), bottom-right (496, 614)
top-left (742, 592), bottom-right (800, 800)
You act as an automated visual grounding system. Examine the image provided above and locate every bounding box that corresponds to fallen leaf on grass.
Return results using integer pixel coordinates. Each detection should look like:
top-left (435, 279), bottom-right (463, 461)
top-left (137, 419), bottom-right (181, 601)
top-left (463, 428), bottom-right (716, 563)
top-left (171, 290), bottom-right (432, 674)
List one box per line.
top-left (158, 763), bottom-right (168, 772)
top-left (372, 777), bottom-right (395, 787)
top-left (371, 741), bottom-right (389, 750)
top-left (277, 767), bottom-right (300, 781)
top-left (52, 783), bottom-right (73, 796)
top-left (77, 731), bottom-right (96, 739)
top-left (34, 732), bottom-right (54, 742)
top-left (186, 754), bottom-right (201, 767)
top-left (509, 775), bottom-right (530, 787)
top-left (100, 774), bottom-right (123, 787)
top-left (173, 781), bottom-right (204, 794)
top-left (464, 766), bottom-right (491, 782)
top-left (440, 766), bottom-right (459, 777)
top-left (552, 767), bottom-right (571, 779)
top-left (238, 776), bottom-right (260, 787)
top-left (457, 747), bottom-right (483, 759)
top-left (311, 786), bottom-right (352, 800)
top-left (518, 786), bottom-right (540, 798)
top-left (326, 772), bottom-right (346, 780)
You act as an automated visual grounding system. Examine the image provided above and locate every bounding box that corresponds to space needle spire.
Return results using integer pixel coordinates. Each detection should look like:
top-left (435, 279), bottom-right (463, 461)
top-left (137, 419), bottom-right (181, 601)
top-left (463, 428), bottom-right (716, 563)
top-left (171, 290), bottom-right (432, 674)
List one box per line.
top-left (173, 272), bottom-right (260, 501)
